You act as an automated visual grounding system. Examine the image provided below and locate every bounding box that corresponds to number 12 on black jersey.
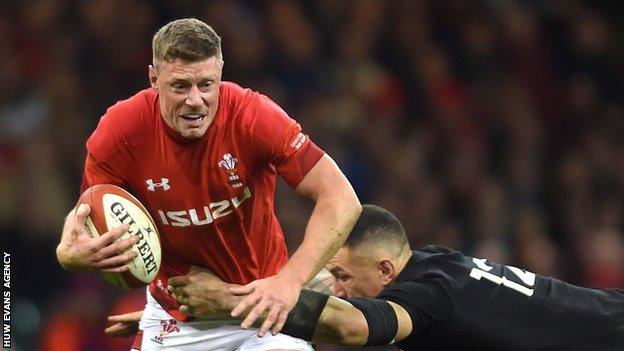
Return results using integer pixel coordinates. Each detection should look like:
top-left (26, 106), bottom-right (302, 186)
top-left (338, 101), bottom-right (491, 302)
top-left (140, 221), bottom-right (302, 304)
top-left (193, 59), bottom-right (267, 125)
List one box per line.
top-left (469, 258), bottom-right (536, 296)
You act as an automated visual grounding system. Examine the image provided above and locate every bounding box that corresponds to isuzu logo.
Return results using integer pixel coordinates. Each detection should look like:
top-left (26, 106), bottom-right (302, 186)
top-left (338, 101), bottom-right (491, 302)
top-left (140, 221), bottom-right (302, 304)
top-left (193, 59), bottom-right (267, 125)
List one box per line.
top-left (157, 186), bottom-right (251, 227)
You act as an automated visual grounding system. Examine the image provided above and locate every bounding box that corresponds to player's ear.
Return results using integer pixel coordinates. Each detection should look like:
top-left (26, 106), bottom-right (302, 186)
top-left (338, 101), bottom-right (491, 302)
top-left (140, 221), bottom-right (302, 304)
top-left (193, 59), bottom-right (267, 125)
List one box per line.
top-left (148, 64), bottom-right (158, 88)
top-left (378, 258), bottom-right (395, 286)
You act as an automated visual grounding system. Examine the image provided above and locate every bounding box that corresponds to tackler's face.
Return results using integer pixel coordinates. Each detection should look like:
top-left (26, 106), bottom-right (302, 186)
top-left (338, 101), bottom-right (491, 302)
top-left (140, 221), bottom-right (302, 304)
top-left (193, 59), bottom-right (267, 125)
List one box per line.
top-left (149, 57), bottom-right (223, 139)
top-left (326, 247), bottom-right (386, 299)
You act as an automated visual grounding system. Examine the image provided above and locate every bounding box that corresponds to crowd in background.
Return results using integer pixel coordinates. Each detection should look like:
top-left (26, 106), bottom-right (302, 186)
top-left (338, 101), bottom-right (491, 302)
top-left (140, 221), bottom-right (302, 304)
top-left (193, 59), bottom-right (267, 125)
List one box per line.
top-left (1, 1), bottom-right (623, 350)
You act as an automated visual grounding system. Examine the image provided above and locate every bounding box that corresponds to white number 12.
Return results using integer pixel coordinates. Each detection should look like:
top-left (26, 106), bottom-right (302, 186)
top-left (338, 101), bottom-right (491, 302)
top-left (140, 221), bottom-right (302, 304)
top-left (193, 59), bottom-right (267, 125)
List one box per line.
top-left (469, 258), bottom-right (536, 296)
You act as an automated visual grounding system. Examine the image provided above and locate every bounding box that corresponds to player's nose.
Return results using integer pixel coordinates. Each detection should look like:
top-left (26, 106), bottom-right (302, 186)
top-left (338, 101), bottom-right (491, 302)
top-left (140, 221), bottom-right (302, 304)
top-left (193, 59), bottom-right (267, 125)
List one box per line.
top-left (185, 86), bottom-right (203, 107)
top-left (330, 282), bottom-right (348, 298)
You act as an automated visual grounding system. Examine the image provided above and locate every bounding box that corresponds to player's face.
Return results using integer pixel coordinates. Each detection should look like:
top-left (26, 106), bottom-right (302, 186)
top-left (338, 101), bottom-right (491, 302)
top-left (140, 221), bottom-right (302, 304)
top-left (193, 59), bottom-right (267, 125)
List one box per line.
top-left (149, 57), bottom-right (223, 139)
top-left (326, 247), bottom-right (386, 298)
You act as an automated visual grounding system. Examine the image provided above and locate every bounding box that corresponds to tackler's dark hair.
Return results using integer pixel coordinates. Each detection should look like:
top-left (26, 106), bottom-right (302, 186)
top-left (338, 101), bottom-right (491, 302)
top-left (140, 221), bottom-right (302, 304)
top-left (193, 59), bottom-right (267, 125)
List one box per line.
top-left (346, 204), bottom-right (408, 250)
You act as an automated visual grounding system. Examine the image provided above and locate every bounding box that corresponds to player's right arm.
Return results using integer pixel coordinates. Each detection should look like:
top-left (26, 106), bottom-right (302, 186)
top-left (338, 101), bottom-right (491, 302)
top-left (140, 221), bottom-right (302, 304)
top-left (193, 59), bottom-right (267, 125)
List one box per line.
top-left (57, 104), bottom-right (139, 272)
top-left (56, 202), bottom-right (137, 272)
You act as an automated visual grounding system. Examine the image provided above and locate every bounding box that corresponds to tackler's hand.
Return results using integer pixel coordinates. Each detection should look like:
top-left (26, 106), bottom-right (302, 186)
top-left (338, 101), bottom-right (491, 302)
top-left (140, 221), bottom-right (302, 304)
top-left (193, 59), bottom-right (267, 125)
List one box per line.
top-left (168, 266), bottom-right (241, 318)
top-left (105, 310), bottom-right (143, 337)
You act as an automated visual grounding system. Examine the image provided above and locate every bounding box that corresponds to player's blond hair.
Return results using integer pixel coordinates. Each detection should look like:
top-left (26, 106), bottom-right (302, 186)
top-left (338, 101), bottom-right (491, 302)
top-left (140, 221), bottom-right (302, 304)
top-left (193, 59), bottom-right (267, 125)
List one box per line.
top-left (152, 18), bottom-right (222, 66)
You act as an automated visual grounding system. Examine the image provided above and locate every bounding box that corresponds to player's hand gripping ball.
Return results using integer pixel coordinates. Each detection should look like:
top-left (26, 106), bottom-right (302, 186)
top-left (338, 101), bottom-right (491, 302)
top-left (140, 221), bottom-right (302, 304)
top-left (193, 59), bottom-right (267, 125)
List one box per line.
top-left (78, 184), bottom-right (161, 289)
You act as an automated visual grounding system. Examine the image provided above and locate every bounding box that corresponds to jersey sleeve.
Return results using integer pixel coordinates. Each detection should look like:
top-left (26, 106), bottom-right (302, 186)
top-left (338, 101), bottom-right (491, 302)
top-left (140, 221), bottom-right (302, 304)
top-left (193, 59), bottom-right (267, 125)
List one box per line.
top-left (377, 280), bottom-right (453, 333)
top-left (80, 111), bottom-right (131, 193)
top-left (80, 152), bottom-right (127, 192)
top-left (245, 93), bottom-right (324, 188)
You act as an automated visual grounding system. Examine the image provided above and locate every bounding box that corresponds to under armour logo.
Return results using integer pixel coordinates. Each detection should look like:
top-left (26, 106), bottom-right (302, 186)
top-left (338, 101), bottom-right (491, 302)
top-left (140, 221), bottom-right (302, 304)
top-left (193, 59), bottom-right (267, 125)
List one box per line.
top-left (146, 178), bottom-right (171, 191)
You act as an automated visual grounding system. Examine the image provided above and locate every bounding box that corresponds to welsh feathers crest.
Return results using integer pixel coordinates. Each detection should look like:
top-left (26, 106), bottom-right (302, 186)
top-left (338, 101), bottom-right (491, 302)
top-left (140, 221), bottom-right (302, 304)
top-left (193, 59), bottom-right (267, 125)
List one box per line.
top-left (218, 153), bottom-right (243, 188)
top-left (218, 153), bottom-right (238, 173)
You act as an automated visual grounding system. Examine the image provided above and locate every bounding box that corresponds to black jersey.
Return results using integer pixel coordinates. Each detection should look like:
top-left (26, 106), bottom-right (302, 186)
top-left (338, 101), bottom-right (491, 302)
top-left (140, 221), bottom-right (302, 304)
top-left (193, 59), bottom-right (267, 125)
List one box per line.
top-left (378, 245), bottom-right (624, 350)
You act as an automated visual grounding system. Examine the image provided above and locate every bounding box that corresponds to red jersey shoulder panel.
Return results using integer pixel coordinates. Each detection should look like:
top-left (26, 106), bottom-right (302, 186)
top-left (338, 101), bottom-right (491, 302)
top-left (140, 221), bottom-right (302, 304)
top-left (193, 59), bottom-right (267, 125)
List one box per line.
top-left (86, 88), bottom-right (158, 160)
top-left (82, 88), bottom-right (158, 192)
top-left (221, 84), bottom-right (325, 187)
top-left (217, 81), bottom-right (255, 122)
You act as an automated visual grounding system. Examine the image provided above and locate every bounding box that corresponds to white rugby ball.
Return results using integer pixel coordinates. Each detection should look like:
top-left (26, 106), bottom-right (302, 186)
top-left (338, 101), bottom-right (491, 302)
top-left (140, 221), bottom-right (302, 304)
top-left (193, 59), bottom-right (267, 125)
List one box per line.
top-left (78, 184), bottom-right (161, 289)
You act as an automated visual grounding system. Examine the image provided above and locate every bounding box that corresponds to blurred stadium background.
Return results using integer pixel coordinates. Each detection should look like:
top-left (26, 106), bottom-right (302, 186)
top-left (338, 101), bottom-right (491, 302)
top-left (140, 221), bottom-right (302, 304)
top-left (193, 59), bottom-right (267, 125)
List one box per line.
top-left (1, 1), bottom-right (623, 350)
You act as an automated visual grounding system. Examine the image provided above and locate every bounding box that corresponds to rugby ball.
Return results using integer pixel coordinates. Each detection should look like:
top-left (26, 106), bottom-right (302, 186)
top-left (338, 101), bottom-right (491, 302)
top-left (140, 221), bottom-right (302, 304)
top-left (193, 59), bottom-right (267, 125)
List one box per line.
top-left (78, 184), bottom-right (161, 289)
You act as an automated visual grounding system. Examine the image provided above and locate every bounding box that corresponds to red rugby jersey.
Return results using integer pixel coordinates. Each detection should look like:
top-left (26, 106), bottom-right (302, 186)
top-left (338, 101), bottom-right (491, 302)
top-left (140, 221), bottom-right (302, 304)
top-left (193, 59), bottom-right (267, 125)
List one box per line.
top-left (81, 82), bottom-right (324, 320)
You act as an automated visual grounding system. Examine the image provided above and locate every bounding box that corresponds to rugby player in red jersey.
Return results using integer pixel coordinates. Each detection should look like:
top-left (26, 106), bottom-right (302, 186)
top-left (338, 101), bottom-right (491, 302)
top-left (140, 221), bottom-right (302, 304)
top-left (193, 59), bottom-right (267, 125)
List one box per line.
top-left (56, 18), bottom-right (361, 350)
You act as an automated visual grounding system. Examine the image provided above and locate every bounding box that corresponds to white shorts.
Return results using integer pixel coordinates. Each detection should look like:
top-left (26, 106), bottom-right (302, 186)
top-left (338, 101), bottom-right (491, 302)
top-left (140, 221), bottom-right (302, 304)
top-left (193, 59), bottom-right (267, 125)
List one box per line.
top-left (134, 288), bottom-right (313, 351)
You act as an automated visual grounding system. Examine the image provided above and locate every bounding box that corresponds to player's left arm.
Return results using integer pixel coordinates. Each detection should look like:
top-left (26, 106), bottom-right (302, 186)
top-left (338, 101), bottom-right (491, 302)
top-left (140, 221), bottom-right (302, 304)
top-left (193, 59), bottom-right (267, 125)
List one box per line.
top-left (231, 154), bottom-right (361, 336)
top-left (310, 295), bottom-right (413, 346)
top-left (232, 289), bottom-right (414, 346)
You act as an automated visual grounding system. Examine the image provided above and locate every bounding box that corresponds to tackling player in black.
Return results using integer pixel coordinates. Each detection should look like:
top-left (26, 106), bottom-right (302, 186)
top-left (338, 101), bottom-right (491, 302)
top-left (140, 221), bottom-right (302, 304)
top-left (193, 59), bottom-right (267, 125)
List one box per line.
top-left (159, 204), bottom-right (624, 350)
